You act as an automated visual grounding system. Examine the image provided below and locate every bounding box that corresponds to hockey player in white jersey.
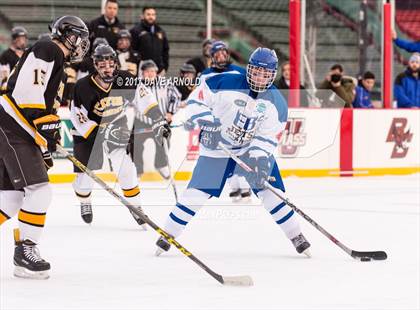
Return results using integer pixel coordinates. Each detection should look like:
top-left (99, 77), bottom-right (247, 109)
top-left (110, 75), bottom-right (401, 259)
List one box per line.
top-left (155, 47), bottom-right (311, 256)
top-left (200, 40), bottom-right (251, 202)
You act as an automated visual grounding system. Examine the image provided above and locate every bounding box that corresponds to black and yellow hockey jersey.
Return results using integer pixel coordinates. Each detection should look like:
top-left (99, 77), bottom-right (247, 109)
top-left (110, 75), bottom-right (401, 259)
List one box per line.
top-left (70, 70), bottom-right (158, 139)
top-left (0, 40), bottom-right (65, 145)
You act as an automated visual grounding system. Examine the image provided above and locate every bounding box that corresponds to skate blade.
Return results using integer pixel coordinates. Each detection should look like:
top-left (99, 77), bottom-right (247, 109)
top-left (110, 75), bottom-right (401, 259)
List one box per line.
top-left (302, 249), bottom-right (312, 258)
top-left (139, 223), bottom-right (148, 231)
top-left (14, 266), bottom-right (49, 280)
top-left (240, 197), bottom-right (252, 203)
top-left (155, 247), bottom-right (165, 257)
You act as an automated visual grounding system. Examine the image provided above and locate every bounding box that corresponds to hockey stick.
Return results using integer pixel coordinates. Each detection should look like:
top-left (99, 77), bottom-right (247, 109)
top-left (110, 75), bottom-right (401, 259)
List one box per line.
top-left (162, 138), bottom-right (179, 203)
top-left (218, 143), bottom-right (387, 262)
top-left (56, 145), bottom-right (253, 286)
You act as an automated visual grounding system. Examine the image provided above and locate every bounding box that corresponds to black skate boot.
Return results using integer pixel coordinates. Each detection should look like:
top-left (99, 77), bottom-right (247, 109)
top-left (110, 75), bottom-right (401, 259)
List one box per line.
top-left (240, 189), bottom-right (252, 202)
top-left (129, 207), bottom-right (147, 230)
top-left (80, 202), bottom-right (93, 224)
top-left (291, 233), bottom-right (311, 257)
top-left (13, 230), bottom-right (50, 279)
top-left (229, 189), bottom-right (241, 202)
top-left (155, 236), bottom-right (171, 256)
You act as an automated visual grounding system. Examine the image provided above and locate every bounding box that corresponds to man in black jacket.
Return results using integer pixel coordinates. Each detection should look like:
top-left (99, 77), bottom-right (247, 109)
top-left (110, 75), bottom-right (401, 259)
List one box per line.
top-left (88, 0), bottom-right (125, 50)
top-left (130, 6), bottom-right (169, 75)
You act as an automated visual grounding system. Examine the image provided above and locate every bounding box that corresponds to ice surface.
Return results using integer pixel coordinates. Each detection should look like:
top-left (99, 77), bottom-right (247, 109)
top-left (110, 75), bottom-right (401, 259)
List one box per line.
top-left (1, 175), bottom-right (419, 310)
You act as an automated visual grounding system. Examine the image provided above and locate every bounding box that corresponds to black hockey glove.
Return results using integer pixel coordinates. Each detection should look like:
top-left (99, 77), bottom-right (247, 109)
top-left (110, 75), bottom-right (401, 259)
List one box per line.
top-left (147, 106), bottom-right (171, 146)
top-left (241, 154), bottom-right (273, 190)
top-left (197, 119), bottom-right (222, 150)
top-left (103, 123), bottom-right (131, 148)
top-left (42, 151), bottom-right (54, 170)
top-left (152, 119), bottom-right (171, 146)
top-left (34, 114), bottom-right (61, 153)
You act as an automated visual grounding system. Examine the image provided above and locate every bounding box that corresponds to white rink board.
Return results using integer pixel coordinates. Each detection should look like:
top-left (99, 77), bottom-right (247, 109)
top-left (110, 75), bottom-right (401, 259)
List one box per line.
top-left (353, 109), bottom-right (420, 168)
top-left (275, 108), bottom-right (341, 170)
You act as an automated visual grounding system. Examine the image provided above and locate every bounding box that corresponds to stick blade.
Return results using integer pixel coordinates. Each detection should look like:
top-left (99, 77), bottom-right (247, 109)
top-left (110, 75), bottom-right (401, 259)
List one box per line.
top-left (222, 275), bottom-right (254, 286)
top-left (352, 250), bottom-right (388, 261)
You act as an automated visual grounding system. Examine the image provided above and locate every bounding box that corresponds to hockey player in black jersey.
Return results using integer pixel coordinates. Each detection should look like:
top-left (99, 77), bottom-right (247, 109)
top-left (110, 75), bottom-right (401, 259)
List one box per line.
top-left (0, 26), bottom-right (28, 93)
top-left (70, 44), bottom-right (170, 226)
top-left (0, 16), bottom-right (90, 279)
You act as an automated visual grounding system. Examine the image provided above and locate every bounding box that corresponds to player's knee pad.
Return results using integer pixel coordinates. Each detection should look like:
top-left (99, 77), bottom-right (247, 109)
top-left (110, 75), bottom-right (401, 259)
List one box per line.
top-left (72, 173), bottom-right (94, 198)
top-left (178, 188), bottom-right (210, 213)
top-left (0, 190), bottom-right (24, 224)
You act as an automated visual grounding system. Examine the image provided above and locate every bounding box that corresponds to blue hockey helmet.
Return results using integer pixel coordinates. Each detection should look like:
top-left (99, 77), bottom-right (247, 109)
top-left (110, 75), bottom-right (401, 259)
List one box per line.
top-left (246, 47), bottom-right (278, 92)
top-left (210, 40), bottom-right (230, 69)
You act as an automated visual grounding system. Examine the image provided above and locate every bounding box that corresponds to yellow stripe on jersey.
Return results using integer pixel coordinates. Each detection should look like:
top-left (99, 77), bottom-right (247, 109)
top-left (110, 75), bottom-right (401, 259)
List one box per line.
top-left (2, 95), bottom-right (36, 133)
top-left (0, 209), bottom-right (10, 225)
top-left (34, 131), bottom-right (48, 147)
top-left (18, 103), bottom-right (46, 109)
top-left (18, 209), bottom-right (46, 227)
top-left (90, 76), bottom-right (112, 93)
top-left (83, 124), bottom-right (98, 139)
top-left (143, 102), bottom-right (159, 116)
top-left (122, 186), bottom-right (140, 198)
top-left (33, 114), bottom-right (60, 125)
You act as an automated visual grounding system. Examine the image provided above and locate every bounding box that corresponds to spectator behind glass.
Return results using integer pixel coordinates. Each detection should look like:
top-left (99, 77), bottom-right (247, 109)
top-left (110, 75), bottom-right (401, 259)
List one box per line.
top-left (353, 71), bottom-right (375, 108)
top-left (186, 39), bottom-right (214, 76)
top-left (88, 0), bottom-right (125, 50)
top-left (130, 6), bottom-right (169, 75)
top-left (394, 53), bottom-right (420, 108)
top-left (318, 64), bottom-right (355, 108)
top-left (392, 30), bottom-right (420, 53)
top-left (275, 61), bottom-right (309, 107)
top-left (116, 29), bottom-right (140, 76)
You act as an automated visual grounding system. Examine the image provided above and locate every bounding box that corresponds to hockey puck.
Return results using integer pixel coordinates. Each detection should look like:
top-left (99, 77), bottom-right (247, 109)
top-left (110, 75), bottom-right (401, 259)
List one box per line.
top-left (360, 257), bottom-right (372, 262)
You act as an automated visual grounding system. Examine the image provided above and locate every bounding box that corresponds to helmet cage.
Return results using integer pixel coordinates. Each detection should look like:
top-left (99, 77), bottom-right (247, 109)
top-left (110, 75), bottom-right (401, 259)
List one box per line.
top-left (246, 64), bottom-right (277, 92)
top-left (93, 54), bottom-right (118, 83)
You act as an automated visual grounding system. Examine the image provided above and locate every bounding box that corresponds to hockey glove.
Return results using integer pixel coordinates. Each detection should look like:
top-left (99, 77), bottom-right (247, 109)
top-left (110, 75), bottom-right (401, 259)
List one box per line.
top-left (197, 119), bottom-right (222, 150)
top-left (146, 106), bottom-right (171, 146)
top-left (42, 151), bottom-right (54, 170)
top-left (152, 119), bottom-right (171, 146)
top-left (103, 123), bottom-right (131, 148)
top-left (242, 154), bottom-right (272, 190)
top-left (33, 115), bottom-right (61, 153)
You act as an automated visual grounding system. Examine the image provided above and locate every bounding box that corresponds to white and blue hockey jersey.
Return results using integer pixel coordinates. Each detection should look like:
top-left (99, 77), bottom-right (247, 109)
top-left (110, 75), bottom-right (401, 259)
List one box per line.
top-left (186, 73), bottom-right (288, 158)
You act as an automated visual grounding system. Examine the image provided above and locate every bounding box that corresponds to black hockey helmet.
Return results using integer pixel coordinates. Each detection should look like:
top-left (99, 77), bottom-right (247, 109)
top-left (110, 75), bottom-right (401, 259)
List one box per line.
top-left (140, 59), bottom-right (158, 72)
top-left (50, 15), bottom-right (90, 63)
top-left (11, 26), bottom-right (28, 40)
top-left (210, 40), bottom-right (230, 69)
top-left (179, 63), bottom-right (196, 75)
top-left (117, 29), bottom-right (131, 40)
top-left (92, 37), bottom-right (109, 50)
top-left (92, 44), bottom-right (118, 83)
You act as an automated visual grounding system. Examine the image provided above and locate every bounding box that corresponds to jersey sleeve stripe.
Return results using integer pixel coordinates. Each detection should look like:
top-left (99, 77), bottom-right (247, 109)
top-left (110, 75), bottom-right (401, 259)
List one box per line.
top-left (17, 103), bottom-right (46, 110)
top-left (1, 95), bottom-right (36, 134)
top-left (83, 124), bottom-right (98, 139)
top-left (143, 102), bottom-right (159, 115)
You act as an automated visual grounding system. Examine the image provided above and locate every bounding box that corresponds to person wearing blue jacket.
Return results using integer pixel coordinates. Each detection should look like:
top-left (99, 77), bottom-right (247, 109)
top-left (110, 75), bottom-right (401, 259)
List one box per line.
top-left (394, 53), bottom-right (420, 108)
top-left (393, 31), bottom-right (420, 53)
top-left (353, 71), bottom-right (375, 108)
